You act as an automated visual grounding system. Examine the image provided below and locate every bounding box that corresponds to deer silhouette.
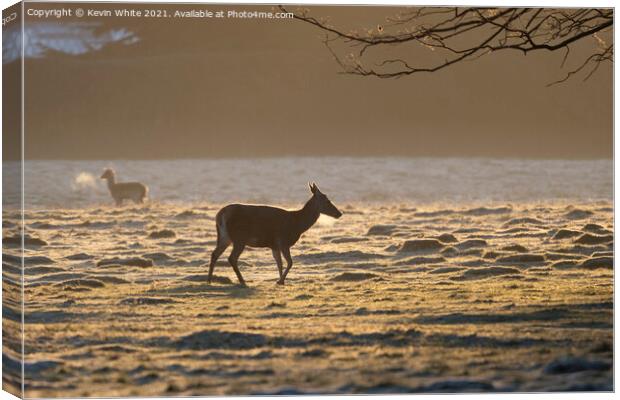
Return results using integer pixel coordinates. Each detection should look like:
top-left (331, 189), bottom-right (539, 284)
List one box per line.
top-left (207, 183), bottom-right (342, 286)
top-left (100, 169), bottom-right (148, 206)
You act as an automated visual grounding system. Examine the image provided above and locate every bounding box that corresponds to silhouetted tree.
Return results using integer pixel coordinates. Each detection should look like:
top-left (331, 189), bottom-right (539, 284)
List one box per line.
top-left (282, 7), bottom-right (612, 85)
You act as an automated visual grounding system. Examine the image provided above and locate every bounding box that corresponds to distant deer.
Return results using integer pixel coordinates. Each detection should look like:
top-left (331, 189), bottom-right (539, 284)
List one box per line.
top-left (207, 183), bottom-right (342, 286)
top-left (100, 168), bottom-right (148, 206)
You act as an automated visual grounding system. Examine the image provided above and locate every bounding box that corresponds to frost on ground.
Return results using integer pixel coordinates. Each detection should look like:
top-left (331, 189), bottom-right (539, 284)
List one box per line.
top-left (2, 201), bottom-right (613, 396)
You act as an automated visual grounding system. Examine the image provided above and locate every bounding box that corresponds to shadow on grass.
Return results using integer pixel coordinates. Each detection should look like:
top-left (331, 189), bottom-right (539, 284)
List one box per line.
top-left (146, 281), bottom-right (258, 299)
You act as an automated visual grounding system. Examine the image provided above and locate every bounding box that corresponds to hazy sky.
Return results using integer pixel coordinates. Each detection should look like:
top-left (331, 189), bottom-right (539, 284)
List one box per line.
top-left (4, 4), bottom-right (613, 160)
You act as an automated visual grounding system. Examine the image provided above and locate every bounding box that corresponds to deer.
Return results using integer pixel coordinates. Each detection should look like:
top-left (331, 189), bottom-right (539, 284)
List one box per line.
top-left (100, 168), bottom-right (148, 206)
top-left (207, 183), bottom-right (342, 286)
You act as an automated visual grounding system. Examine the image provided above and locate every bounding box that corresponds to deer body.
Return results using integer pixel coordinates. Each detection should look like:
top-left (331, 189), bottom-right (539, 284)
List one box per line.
top-left (100, 169), bottom-right (148, 206)
top-left (207, 183), bottom-right (342, 286)
top-left (221, 203), bottom-right (318, 248)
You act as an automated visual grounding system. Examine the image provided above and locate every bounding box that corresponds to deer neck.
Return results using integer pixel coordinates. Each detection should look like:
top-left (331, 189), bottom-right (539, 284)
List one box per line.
top-left (293, 198), bottom-right (320, 236)
top-left (105, 176), bottom-right (116, 189)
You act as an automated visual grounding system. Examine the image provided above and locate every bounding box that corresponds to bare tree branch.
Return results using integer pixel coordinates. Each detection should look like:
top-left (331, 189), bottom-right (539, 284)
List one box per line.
top-left (281, 6), bottom-right (613, 83)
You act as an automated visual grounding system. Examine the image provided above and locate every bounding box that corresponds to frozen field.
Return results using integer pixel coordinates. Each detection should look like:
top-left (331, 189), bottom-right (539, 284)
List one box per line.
top-left (2, 157), bottom-right (613, 395)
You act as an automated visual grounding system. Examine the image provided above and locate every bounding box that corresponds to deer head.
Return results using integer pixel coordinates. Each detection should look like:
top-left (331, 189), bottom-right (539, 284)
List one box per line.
top-left (100, 168), bottom-right (115, 180)
top-left (309, 182), bottom-right (342, 219)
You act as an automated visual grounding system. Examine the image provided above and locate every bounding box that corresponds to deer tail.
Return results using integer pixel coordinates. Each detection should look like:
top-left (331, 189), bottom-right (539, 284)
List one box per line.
top-left (215, 207), bottom-right (230, 244)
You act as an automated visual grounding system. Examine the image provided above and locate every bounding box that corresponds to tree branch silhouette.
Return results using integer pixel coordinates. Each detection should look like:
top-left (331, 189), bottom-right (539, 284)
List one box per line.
top-left (282, 6), bottom-right (613, 83)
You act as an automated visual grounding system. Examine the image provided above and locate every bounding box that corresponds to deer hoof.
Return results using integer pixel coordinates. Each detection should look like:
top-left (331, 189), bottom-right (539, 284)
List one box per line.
top-left (276, 279), bottom-right (285, 285)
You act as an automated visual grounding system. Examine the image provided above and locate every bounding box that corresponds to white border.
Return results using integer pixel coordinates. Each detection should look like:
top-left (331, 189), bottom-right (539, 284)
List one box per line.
top-left (0, 1), bottom-right (616, 400)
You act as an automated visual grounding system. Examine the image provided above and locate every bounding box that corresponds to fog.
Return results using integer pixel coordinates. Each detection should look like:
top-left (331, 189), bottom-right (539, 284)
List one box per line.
top-left (3, 4), bottom-right (612, 160)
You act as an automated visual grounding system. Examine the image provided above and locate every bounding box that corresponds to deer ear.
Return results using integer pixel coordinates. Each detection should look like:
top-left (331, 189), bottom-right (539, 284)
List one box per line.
top-left (308, 182), bottom-right (315, 194)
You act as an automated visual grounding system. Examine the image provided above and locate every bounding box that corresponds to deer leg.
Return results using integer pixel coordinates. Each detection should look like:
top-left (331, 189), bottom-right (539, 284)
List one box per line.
top-left (278, 247), bottom-right (293, 285)
top-left (207, 241), bottom-right (230, 283)
top-left (271, 248), bottom-right (283, 280)
top-left (228, 243), bottom-right (247, 286)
